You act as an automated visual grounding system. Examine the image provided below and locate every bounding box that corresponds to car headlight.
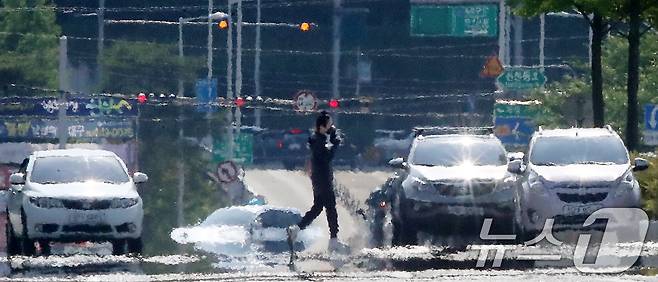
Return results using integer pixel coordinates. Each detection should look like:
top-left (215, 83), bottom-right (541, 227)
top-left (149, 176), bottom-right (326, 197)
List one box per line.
top-left (111, 198), bottom-right (139, 209)
top-left (29, 197), bottom-right (64, 209)
top-left (614, 170), bottom-right (636, 198)
top-left (493, 177), bottom-right (515, 192)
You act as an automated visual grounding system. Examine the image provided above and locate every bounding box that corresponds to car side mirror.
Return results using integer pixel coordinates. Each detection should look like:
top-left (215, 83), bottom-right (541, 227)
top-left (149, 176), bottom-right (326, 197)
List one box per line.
top-left (633, 158), bottom-right (649, 172)
top-left (9, 173), bottom-right (25, 185)
top-left (507, 160), bottom-right (524, 174)
top-left (388, 157), bottom-right (407, 169)
top-left (133, 172), bottom-right (149, 184)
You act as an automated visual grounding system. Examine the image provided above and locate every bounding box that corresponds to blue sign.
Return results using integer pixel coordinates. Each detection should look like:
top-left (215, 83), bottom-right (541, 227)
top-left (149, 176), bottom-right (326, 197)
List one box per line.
top-left (494, 117), bottom-right (536, 146)
top-left (0, 97), bottom-right (138, 117)
top-left (195, 78), bottom-right (218, 113)
top-left (645, 104), bottom-right (658, 131)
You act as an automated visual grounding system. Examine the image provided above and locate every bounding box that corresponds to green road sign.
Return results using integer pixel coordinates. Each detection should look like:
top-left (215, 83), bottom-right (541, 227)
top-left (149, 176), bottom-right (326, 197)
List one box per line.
top-left (494, 101), bottom-right (541, 118)
top-left (496, 66), bottom-right (547, 91)
top-left (410, 4), bottom-right (498, 37)
top-left (213, 133), bottom-right (253, 164)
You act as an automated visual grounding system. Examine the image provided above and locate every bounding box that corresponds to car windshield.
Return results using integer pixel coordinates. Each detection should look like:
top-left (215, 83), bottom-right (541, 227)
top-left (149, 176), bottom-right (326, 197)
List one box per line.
top-left (530, 136), bottom-right (629, 166)
top-left (410, 138), bottom-right (507, 166)
top-left (30, 156), bottom-right (130, 184)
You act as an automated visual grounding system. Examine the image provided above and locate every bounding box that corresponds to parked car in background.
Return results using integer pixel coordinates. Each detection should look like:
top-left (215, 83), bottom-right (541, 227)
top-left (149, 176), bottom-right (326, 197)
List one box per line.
top-left (372, 130), bottom-right (413, 165)
top-left (7, 149), bottom-right (148, 256)
top-left (253, 128), bottom-right (310, 170)
top-left (509, 126), bottom-right (648, 238)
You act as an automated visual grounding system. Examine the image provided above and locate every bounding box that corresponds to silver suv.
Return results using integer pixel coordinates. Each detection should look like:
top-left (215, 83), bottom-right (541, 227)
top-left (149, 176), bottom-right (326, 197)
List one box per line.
top-left (509, 127), bottom-right (649, 237)
top-left (8, 149), bottom-right (148, 256)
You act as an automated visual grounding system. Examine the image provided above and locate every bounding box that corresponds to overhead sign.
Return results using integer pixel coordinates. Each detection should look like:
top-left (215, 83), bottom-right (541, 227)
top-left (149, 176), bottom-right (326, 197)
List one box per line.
top-left (0, 119), bottom-right (135, 140)
top-left (496, 66), bottom-right (547, 91)
top-left (213, 133), bottom-right (254, 164)
top-left (0, 97), bottom-right (138, 117)
top-left (644, 104), bottom-right (658, 145)
top-left (410, 4), bottom-right (498, 37)
top-left (293, 90), bottom-right (318, 112)
top-left (493, 101), bottom-right (541, 147)
top-left (195, 78), bottom-right (218, 113)
top-left (217, 161), bottom-right (239, 184)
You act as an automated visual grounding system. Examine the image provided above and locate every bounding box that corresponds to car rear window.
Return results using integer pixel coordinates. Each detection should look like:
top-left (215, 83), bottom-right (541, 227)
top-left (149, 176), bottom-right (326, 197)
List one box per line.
top-left (30, 156), bottom-right (130, 184)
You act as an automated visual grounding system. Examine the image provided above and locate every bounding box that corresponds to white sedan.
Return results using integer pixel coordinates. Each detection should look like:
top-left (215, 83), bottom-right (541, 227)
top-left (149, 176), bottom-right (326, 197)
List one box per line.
top-left (7, 149), bottom-right (147, 256)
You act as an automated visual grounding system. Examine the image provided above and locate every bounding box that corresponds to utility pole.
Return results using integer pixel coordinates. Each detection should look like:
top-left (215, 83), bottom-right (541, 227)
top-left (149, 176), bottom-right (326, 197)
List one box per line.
top-left (178, 17), bottom-right (185, 97)
top-left (497, 0), bottom-right (506, 65)
top-left (254, 0), bottom-right (262, 128)
top-left (235, 0), bottom-right (243, 137)
top-left (226, 1), bottom-right (235, 160)
top-left (207, 0), bottom-right (214, 89)
top-left (97, 0), bottom-right (104, 88)
top-left (504, 6), bottom-right (511, 66)
top-left (332, 0), bottom-right (342, 124)
top-left (539, 13), bottom-right (545, 71)
top-left (58, 36), bottom-right (69, 149)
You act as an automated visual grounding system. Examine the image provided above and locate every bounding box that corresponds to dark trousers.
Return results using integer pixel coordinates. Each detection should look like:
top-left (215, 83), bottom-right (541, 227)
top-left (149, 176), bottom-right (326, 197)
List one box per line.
top-left (298, 178), bottom-right (339, 238)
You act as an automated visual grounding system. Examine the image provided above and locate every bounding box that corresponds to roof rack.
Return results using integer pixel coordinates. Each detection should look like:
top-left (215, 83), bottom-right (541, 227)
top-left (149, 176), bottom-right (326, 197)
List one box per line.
top-left (413, 126), bottom-right (494, 137)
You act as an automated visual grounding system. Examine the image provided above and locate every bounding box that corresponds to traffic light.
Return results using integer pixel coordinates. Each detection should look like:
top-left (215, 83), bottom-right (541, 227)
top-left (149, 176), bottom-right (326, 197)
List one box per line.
top-left (218, 19), bottom-right (229, 30)
top-left (235, 97), bottom-right (245, 108)
top-left (299, 22), bottom-right (311, 32)
top-left (329, 99), bottom-right (339, 109)
top-left (137, 93), bottom-right (147, 104)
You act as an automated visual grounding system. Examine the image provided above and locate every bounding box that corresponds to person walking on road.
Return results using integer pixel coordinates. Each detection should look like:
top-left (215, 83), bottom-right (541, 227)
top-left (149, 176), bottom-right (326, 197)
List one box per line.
top-left (287, 111), bottom-right (345, 251)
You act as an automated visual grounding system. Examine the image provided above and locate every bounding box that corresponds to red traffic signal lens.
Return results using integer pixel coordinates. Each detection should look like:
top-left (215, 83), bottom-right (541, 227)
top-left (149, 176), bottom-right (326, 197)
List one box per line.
top-left (329, 99), bottom-right (339, 108)
top-left (235, 97), bottom-right (245, 107)
top-left (137, 93), bottom-right (147, 104)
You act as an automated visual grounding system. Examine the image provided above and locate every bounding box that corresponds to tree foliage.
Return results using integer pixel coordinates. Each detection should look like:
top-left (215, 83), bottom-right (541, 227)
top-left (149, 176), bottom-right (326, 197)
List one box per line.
top-left (101, 41), bottom-right (204, 95)
top-left (0, 0), bottom-right (60, 89)
top-left (532, 33), bottom-right (658, 137)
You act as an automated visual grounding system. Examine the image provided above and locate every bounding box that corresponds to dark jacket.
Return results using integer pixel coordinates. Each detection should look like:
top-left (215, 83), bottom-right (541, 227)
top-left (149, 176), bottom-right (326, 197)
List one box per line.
top-left (309, 131), bottom-right (340, 188)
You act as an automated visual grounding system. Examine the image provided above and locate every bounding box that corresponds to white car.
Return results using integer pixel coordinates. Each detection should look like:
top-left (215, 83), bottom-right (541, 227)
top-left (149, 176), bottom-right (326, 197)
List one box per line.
top-left (7, 149), bottom-right (148, 256)
top-left (509, 127), bottom-right (649, 238)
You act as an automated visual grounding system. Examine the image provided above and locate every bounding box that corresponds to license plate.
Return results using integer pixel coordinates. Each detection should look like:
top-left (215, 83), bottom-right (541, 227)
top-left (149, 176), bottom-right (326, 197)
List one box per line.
top-left (446, 206), bottom-right (484, 216)
top-left (562, 204), bottom-right (602, 215)
top-left (68, 213), bottom-right (106, 224)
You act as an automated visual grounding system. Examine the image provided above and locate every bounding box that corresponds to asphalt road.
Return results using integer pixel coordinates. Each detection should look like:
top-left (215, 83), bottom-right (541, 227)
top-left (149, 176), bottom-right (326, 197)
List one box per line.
top-left (2, 168), bottom-right (658, 281)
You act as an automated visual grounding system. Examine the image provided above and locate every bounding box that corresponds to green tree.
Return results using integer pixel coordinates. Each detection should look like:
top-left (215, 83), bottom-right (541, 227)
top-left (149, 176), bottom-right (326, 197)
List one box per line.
top-left (0, 0), bottom-right (60, 90)
top-left (614, 0), bottom-right (658, 151)
top-left (101, 41), bottom-right (203, 94)
top-left (507, 0), bottom-right (618, 128)
top-left (532, 33), bottom-right (658, 139)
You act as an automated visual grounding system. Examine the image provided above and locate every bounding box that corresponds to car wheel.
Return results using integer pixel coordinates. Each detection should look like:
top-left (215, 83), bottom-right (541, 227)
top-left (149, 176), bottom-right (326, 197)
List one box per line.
top-left (283, 161), bottom-right (296, 171)
top-left (38, 240), bottom-right (51, 256)
top-left (112, 239), bottom-right (126, 255)
top-left (20, 211), bottom-right (35, 256)
top-left (6, 214), bottom-right (20, 257)
top-left (392, 191), bottom-right (417, 246)
top-left (127, 237), bottom-right (143, 255)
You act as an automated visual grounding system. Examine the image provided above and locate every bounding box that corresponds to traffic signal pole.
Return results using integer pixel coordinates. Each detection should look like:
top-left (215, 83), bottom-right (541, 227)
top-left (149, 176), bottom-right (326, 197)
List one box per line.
top-left (254, 0), bottom-right (262, 128)
top-left (235, 0), bottom-right (243, 138)
top-left (332, 0), bottom-right (342, 125)
top-left (58, 36), bottom-right (68, 149)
